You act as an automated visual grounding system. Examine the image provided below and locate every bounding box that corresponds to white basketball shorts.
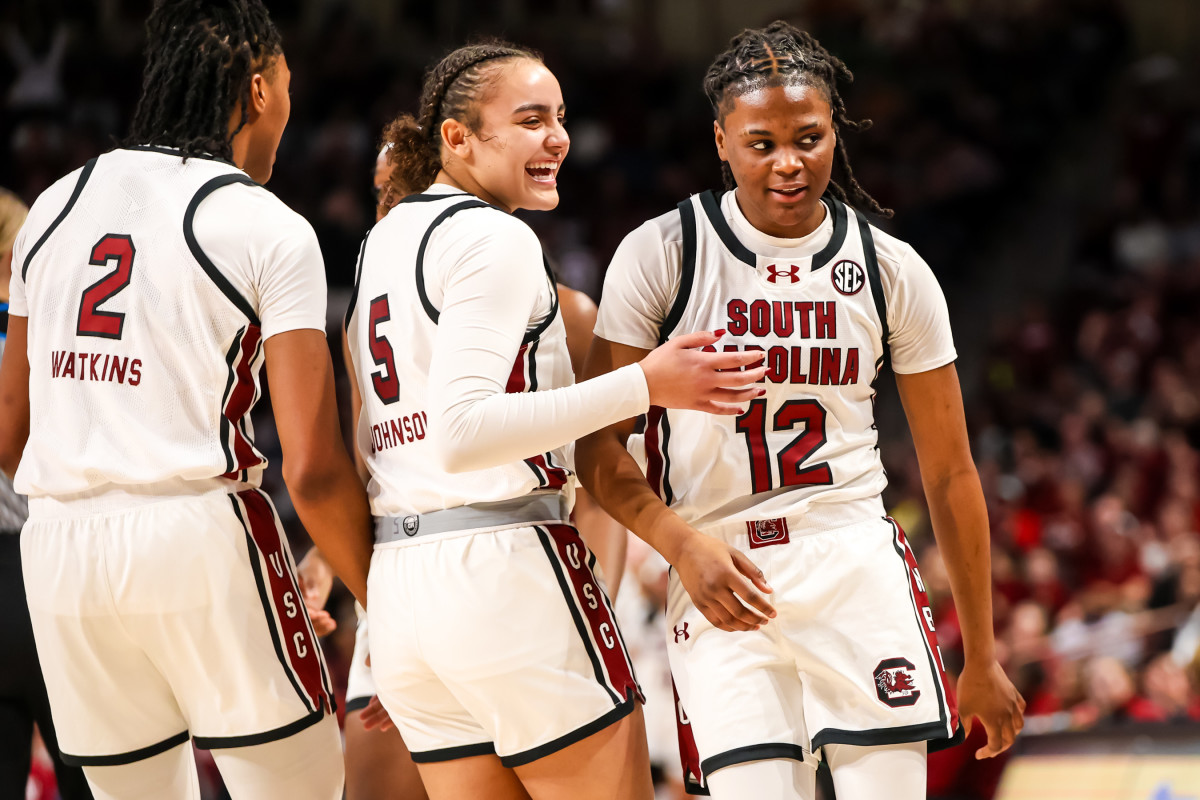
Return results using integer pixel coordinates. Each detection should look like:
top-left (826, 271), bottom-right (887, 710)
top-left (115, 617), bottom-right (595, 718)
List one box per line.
top-left (21, 487), bottom-right (336, 766)
top-left (667, 512), bottom-right (960, 788)
top-left (367, 523), bottom-right (643, 766)
top-left (345, 603), bottom-right (376, 714)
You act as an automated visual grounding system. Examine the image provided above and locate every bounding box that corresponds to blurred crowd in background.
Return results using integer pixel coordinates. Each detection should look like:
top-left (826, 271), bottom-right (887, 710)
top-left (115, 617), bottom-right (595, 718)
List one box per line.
top-left (4, 1), bottom-right (1199, 798)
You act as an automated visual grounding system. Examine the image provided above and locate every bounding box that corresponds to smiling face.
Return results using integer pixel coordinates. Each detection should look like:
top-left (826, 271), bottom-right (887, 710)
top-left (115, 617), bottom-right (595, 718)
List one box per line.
top-left (714, 82), bottom-right (835, 238)
top-left (440, 58), bottom-right (568, 213)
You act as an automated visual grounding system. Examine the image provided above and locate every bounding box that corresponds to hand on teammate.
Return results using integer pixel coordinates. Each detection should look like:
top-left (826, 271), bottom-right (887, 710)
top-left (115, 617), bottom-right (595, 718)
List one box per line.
top-left (674, 531), bottom-right (776, 631)
top-left (639, 330), bottom-right (768, 415)
top-left (296, 548), bottom-right (337, 637)
top-left (360, 694), bottom-right (395, 732)
top-left (957, 659), bottom-right (1026, 758)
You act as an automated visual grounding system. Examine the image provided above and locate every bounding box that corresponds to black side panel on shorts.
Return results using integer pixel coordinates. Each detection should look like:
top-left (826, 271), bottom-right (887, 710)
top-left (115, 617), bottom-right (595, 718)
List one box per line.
top-left (854, 208), bottom-right (889, 352)
top-left (21, 157), bottom-right (98, 281)
top-left (183, 174), bottom-right (261, 325)
top-left (810, 196), bottom-right (849, 271)
top-left (698, 190), bottom-right (756, 266)
top-left (343, 229), bottom-right (371, 331)
top-left (658, 197), bottom-right (698, 346)
top-left (414, 199), bottom-right (493, 323)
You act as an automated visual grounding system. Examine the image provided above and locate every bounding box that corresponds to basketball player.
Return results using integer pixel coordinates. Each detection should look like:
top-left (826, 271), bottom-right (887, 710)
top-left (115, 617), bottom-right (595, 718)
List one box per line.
top-left (346, 41), bottom-right (768, 800)
top-left (577, 22), bottom-right (1025, 799)
top-left (0, 2), bottom-right (373, 798)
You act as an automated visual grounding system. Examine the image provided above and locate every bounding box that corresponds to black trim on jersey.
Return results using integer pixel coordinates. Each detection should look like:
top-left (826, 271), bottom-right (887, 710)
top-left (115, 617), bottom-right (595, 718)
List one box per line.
top-left (500, 690), bottom-right (639, 768)
top-left (193, 707), bottom-right (327, 750)
top-left (217, 328), bottom-right (245, 475)
top-left (700, 743), bottom-right (806, 777)
top-left (524, 256), bottom-right (561, 345)
top-left (21, 157), bottom-right (98, 281)
top-left (345, 695), bottom-right (372, 714)
top-left (121, 145), bottom-right (239, 168)
top-left (854, 208), bottom-right (889, 350)
top-left (812, 720), bottom-right (960, 752)
top-left (527, 339), bottom-right (539, 391)
top-left (344, 229), bottom-right (371, 332)
top-left (659, 198), bottom-right (698, 345)
top-left (889, 518), bottom-right (953, 741)
top-left (229, 495), bottom-right (314, 713)
top-left (535, 526), bottom-right (622, 705)
top-left (660, 410), bottom-right (675, 505)
top-left (409, 741), bottom-right (497, 764)
top-left (396, 190), bottom-right (472, 204)
top-left (415, 199), bottom-right (492, 323)
top-left (810, 196), bottom-right (848, 271)
top-left (184, 174), bottom-right (261, 325)
top-left (699, 190), bottom-right (755, 266)
top-left (60, 731), bottom-right (189, 767)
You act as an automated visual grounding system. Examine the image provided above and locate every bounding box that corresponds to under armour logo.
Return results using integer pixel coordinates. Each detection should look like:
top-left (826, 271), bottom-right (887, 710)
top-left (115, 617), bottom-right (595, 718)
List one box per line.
top-left (674, 623), bottom-right (690, 642)
top-left (765, 264), bottom-right (801, 284)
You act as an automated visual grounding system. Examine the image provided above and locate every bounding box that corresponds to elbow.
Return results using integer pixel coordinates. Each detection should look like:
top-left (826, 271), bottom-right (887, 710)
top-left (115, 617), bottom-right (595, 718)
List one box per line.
top-left (433, 435), bottom-right (479, 474)
top-left (0, 453), bottom-right (19, 482)
top-left (283, 454), bottom-right (346, 503)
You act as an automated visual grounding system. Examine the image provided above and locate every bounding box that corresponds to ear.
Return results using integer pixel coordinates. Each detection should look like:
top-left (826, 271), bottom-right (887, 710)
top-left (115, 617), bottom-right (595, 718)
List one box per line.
top-left (713, 119), bottom-right (728, 162)
top-left (247, 72), bottom-right (268, 121)
top-left (441, 118), bottom-right (471, 160)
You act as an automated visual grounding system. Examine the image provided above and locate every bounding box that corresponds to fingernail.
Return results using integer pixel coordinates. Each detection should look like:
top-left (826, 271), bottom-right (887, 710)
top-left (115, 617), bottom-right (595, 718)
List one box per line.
top-left (757, 389), bottom-right (766, 397)
top-left (715, 329), bottom-right (726, 337)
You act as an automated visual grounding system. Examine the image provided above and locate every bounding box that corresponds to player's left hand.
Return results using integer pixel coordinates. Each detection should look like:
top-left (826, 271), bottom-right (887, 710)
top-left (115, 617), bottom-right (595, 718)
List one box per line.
top-left (360, 694), bottom-right (395, 732)
top-left (957, 659), bottom-right (1025, 759)
top-left (297, 548), bottom-right (336, 636)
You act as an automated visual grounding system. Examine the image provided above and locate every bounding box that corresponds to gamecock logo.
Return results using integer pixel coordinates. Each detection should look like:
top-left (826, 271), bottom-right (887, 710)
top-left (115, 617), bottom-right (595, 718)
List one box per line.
top-left (873, 657), bottom-right (921, 707)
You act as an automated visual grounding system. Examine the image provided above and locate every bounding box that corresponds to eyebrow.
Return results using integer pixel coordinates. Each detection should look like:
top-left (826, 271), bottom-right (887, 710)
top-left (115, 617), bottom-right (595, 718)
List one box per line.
top-left (742, 121), bottom-right (822, 136)
top-left (512, 103), bottom-right (566, 115)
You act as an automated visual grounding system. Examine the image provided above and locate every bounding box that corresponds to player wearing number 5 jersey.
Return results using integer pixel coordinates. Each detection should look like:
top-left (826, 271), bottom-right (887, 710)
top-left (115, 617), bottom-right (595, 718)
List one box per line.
top-left (578, 21), bottom-right (1025, 800)
top-left (0, 2), bottom-right (373, 798)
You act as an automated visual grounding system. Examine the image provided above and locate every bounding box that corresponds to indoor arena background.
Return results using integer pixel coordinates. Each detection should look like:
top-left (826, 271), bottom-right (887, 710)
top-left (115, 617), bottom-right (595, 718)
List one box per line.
top-left (3, 1), bottom-right (1200, 798)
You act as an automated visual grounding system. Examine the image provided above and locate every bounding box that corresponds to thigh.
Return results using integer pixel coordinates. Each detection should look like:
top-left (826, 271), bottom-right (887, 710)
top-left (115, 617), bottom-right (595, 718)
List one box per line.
top-left (824, 741), bottom-right (926, 800)
top-left (209, 712), bottom-right (343, 800)
top-left (81, 741), bottom-right (199, 800)
top-left (704, 758), bottom-right (817, 800)
top-left (344, 709), bottom-right (428, 800)
top-left (512, 704), bottom-right (653, 800)
top-left (415, 755), bottom-right (530, 800)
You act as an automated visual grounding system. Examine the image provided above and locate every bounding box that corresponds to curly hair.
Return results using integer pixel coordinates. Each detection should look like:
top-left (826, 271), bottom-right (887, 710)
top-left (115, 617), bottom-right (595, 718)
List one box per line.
top-left (124, 0), bottom-right (282, 161)
top-left (383, 40), bottom-right (542, 194)
top-left (703, 20), bottom-right (891, 217)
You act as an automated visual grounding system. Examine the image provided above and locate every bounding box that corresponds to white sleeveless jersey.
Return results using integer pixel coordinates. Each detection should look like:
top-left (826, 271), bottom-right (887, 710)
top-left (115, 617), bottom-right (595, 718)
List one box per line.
top-left (595, 190), bottom-right (956, 529)
top-left (9, 147), bottom-right (328, 499)
top-left (346, 188), bottom-right (575, 517)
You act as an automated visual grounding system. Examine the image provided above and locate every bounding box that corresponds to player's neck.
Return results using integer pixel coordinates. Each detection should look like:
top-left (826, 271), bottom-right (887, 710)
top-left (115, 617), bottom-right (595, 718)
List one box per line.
top-left (435, 168), bottom-right (508, 213)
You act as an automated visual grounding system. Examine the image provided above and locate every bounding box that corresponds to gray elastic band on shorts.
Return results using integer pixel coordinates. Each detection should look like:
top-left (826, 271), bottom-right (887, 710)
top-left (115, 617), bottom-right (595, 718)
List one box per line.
top-left (375, 493), bottom-right (569, 544)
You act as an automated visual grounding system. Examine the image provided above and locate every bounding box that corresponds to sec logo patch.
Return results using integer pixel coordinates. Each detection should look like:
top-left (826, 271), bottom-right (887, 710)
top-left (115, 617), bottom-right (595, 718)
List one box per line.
top-left (831, 259), bottom-right (865, 296)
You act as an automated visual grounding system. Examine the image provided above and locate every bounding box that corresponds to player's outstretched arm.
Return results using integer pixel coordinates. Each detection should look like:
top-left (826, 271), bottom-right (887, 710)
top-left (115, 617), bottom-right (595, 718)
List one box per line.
top-left (0, 314), bottom-right (29, 479)
top-left (266, 329), bottom-right (374, 606)
top-left (577, 336), bottom-right (775, 632)
top-left (896, 362), bottom-right (1026, 758)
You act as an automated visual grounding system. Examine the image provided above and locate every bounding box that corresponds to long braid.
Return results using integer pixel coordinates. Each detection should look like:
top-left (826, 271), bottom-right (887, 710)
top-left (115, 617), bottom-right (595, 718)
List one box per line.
top-left (384, 40), bottom-right (542, 195)
top-left (124, 0), bottom-right (281, 161)
top-left (703, 20), bottom-right (891, 218)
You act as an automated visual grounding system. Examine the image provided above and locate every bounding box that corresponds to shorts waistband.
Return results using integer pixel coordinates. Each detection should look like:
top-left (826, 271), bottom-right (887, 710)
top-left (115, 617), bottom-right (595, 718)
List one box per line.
top-left (698, 495), bottom-right (886, 548)
top-left (375, 492), bottom-right (570, 545)
top-left (27, 478), bottom-right (252, 519)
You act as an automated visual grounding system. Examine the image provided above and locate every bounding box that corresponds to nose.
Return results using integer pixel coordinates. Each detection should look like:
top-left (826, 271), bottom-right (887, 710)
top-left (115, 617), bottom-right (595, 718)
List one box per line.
top-left (546, 119), bottom-right (569, 153)
top-left (773, 147), bottom-right (802, 176)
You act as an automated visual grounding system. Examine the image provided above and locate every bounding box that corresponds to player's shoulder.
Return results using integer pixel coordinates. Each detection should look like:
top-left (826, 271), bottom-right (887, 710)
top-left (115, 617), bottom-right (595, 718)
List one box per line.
top-left (858, 212), bottom-right (923, 279)
top-left (197, 178), bottom-right (316, 244)
top-left (640, 201), bottom-right (687, 247)
top-left (20, 164), bottom-right (91, 237)
top-left (445, 201), bottom-right (543, 255)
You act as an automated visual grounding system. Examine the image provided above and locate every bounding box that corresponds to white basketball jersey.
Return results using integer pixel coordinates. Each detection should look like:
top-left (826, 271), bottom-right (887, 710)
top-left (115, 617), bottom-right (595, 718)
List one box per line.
top-left (11, 147), bottom-right (322, 498)
top-left (598, 190), bottom-right (956, 530)
top-left (346, 189), bottom-right (574, 517)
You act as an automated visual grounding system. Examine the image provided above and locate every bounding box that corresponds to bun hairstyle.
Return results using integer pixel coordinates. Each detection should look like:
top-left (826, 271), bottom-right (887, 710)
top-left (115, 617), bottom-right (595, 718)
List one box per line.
top-left (703, 20), bottom-right (891, 218)
top-left (125, 0), bottom-right (283, 161)
top-left (383, 40), bottom-right (542, 194)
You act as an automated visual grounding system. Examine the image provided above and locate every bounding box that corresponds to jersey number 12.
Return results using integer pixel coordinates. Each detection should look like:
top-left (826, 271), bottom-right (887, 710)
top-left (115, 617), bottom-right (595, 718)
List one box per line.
top-left (735, 398), bottom-right (833, 494)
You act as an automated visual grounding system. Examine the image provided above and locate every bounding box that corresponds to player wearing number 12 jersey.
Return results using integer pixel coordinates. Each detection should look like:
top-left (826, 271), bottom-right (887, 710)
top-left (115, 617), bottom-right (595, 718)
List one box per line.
top-left (578, 21), bottom-right (1025, 800)
top-left (0, 2), bottom-right (373, 798)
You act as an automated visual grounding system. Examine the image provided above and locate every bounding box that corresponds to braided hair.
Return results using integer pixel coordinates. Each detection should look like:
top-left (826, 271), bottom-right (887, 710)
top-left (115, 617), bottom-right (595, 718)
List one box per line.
top-left (703, 20), bottom-right (891, 218)
top-left (124, 0), bottom-right (282, 161)
top-left (384, 40), bottom-right (542, 194)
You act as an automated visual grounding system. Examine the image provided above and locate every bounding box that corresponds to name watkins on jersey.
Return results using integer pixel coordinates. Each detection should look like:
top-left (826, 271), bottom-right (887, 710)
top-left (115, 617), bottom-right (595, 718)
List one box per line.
top-left (50, 350), bottom-right (143, 386)
top-left (709, 299), bottom-right (860, 386)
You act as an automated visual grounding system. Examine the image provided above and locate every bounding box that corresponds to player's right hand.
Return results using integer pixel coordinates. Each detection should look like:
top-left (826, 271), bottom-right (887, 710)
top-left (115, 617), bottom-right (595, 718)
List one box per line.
top-left (674, 531), bottom-right (776, 631)
top-left (640, 330), bottom-right (768, 415)
top-left (359, 694), bottom-right (395, 732)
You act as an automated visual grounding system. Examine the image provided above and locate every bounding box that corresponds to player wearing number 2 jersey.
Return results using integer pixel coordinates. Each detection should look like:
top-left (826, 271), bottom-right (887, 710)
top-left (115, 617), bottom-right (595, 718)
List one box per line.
top-left (0, 2), bottom-right (373, 798)
top-left (578, 21), bottom-right (1025, 800)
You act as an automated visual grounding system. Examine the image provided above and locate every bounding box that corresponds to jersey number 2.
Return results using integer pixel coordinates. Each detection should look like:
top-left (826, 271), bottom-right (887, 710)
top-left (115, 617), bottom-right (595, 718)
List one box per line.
top-left (735, 398), bottom-right (833, 494)
top-left (77, 234), bottom-right (135, 339)
top-left (368, 295), bottom-right (400, 405)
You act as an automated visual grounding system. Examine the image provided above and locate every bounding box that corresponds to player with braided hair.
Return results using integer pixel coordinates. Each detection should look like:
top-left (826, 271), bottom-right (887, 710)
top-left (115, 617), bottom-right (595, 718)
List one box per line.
top-left (579, 20), bottom-right (1024, 799)
top-left (0, 1), bottom-right (371, 797)
top-left (345, 40), bottom-right (767, 800)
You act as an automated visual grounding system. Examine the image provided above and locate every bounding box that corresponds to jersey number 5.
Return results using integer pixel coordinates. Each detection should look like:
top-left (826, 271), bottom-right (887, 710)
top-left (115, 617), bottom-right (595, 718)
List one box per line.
top-left (77, 234), bottom-right (135, 339)
top-left (368, 294), bottom-right (400, 405)
top-left (735, 398), bottom-right (833, 494)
